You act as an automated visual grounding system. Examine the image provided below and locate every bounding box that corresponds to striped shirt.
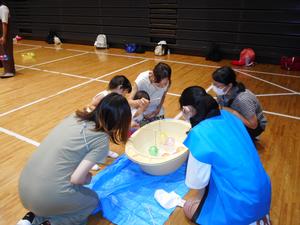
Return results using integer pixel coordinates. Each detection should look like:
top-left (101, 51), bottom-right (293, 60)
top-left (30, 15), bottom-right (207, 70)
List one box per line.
top-left (218, 87), bottom-right (267, 129)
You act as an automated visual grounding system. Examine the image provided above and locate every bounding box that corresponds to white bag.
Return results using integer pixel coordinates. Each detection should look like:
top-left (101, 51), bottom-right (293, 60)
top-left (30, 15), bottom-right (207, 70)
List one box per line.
top-left (154, 40), bottom-right (167, 56)
top-left (94, 34), bottom-right (108, 48)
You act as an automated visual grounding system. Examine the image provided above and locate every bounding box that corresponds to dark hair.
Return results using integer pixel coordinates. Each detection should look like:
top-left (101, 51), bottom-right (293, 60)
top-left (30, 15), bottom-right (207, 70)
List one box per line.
top-left (212, 66), bottom-right (245, 92)
top-left (76, 93), bottom-right (131, 144)
top-left (179, 86), bottom-right (220, 127)
top-left (108, 75), bottom-right (132, 93)
top-left (153, 62), bottom-right (172, 84)
top-left (133, 90), bottom-right (150, 101)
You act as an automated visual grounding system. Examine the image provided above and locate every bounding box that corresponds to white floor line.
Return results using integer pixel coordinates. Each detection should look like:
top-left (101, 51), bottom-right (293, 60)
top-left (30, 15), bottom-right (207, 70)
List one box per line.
top-left (46, 70), bottom-right (93, 80)
top-left (0, 59), bottom-right (149, 117)
top-left (14, 43), bottom-right (42, 47)
top-left (15, 64), bottom-right (97, 81)
top-left (236, 70), bottom-right (298, 93)
top-left (239, 68), bottom-right (300, 79)
top-left (15, 46), bottom-right (41, 53)
top-left (94, 59), bottom-right (149, 80)
top-left (3, 113), bottom-right (172, 147)
top-left (26, 52), bottom-right (88, 68)
top-left (14, 52), bottom-right (88, 73)
top-left (43, 46), bottom-right (62, 50)
top-left (0, 127), bottom-right (40, 146)
top-left (66, 48), bottom-right (92, 53)
top-left (256, 93), bottom-right (299, 97)
top-left (263, 111), bottom-right (300, 120)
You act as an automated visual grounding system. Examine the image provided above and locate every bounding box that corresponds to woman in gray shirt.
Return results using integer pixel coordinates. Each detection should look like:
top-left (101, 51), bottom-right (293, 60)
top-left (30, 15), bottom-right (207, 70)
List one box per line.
top-left (17, 93), bottom-right (131, 225)
top-left (211, 66), bottom-right (267, 141)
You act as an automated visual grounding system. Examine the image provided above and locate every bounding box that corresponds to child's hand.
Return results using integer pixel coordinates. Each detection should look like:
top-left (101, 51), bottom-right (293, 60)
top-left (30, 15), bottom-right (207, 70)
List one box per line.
top-left (144, 108), bottom-right (160, 119)
top-left (182, 106), bottom-right (196, 121)
top-left (131, 121), bottom-right (140, 129)
top-left (138, 98), bottom-right (149, 109)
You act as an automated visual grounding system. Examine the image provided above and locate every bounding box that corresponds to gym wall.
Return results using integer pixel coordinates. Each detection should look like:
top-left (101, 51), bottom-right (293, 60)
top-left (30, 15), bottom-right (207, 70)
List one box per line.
top-left (8, 0), bottom-right (300, 64)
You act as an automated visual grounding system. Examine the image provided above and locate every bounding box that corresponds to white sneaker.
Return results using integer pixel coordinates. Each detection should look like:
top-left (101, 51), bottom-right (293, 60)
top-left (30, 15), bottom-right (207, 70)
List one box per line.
top-left (16, 219), bottom-right (32, 225)
top-left (0, 72), bottom-right (15, 78)
top-left (91, 164), bottom-right (100, 171)
top-left (108, 150), bottom-right (119, 158)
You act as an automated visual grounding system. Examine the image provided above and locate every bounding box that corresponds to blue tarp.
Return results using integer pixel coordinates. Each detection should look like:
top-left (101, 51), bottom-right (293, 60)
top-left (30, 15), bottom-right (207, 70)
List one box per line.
top-left (87, 155), bottom-right (189, 225)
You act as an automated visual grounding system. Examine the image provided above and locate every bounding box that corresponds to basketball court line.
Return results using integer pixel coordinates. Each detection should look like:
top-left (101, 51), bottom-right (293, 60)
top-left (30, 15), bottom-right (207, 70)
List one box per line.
top-left (256, 93), bottom-right (299, 97)
top-left (14, 42), bottom-right (300, 79)
top-left (236, 70), bottom-right (298, 93)
top-left (0, 127), bottom-right (40, 146)
top-left (263, 111), bottom-right (300, 120)
top-left (15, 52), bottom-right (89, 73)
top-left (15, 46), bottom-right (42, 53)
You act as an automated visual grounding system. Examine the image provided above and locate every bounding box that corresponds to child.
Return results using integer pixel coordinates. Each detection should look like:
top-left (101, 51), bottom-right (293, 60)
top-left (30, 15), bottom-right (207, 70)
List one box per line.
top-left (131, 90), bottom-right (150, 130)
top-left (128, 62), bottom-right (172, 124)
top-left (87, 75), bottom-right (132, 112)
top-left (17, 93), bottom-right (131, 225)
top-left (87, 75), bottom-right (132, 162)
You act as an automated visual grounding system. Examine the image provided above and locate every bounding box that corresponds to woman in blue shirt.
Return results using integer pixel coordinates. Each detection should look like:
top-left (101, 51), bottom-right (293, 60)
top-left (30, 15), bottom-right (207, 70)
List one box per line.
top-left (180, 86), bottom-right (272, 225)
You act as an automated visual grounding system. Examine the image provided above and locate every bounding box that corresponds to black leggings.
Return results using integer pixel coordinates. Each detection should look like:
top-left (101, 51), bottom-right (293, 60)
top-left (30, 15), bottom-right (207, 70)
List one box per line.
top-left (246, 124), bottom-right (264, 141)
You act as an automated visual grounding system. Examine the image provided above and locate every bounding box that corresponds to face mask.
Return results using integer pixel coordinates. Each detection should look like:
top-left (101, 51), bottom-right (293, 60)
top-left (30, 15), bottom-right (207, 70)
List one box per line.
top-left (212, 85), bottom-right (228, 96)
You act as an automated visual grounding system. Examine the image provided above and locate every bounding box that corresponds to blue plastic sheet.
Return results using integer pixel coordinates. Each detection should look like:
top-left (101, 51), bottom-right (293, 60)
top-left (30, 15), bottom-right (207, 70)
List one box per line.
top-left (87, 155), bottom-right (189, 225)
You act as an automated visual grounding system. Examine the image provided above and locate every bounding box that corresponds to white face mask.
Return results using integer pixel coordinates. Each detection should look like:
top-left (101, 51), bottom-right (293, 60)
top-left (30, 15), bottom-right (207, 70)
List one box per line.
top-left (212, 85), bottom-right (228, 96)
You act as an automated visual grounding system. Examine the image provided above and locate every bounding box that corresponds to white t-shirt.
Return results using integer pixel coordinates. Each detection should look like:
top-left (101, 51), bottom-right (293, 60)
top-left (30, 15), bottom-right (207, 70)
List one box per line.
top-left (135, 71), bottom-right (168, 116)
top-left (0, 5), bottom-right (9, 23)
top-left (185, 152), bottom-right (211, 189)
top-left (93, 90), bottom-right (109, 100)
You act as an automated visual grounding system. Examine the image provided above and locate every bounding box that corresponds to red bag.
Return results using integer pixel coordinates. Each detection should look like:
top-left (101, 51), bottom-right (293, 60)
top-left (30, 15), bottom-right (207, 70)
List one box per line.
top-left (280, 56), bottom-right (300, 71)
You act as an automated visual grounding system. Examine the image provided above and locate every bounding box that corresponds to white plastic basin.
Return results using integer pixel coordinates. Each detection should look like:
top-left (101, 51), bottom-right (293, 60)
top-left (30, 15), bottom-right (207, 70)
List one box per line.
top-left (125, 119), bottom-right (191, 175)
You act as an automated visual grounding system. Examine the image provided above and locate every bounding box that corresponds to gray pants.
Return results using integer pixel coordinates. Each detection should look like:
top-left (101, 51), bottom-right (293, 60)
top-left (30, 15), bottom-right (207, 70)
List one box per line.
top-left (20, 183), bottom-right (99, 225)
top-left (0, 19), bottom-right (15, 74)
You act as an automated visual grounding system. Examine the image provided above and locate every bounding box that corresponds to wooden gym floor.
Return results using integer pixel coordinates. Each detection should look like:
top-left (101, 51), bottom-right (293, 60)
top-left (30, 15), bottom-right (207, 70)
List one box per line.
top-left (0, 40), bottom-right (299, 225)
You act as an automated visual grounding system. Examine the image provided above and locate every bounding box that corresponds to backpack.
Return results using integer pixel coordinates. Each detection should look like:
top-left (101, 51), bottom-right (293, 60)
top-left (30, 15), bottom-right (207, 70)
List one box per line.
top-left (125, 43), bottom-right (137, 53)
top-left (280, 56), bottom-right (300, 71)
top-left (232, 48), bottom-right (255, 66)
top-left (205, 43), bottom-right (222, 62)
top-left (46, 31), bottom-right (63, 44)
top-left (154, 40), bottom-right (167, 56)
top-left (135, 45), bottom-right (146, 53)
top-left (94, 34), bottom-right (108, 49)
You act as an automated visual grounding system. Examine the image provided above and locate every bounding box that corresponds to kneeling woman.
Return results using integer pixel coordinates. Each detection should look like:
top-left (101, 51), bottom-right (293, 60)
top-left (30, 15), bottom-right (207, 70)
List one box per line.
top-left (18, 93), bottom-right (131, 225)
top-left (180, 86), bottom-right (271, 225)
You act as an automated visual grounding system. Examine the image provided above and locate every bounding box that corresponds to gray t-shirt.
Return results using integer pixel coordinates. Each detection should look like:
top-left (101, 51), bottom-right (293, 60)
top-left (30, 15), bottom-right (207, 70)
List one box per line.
top-left (20, 114), bottom-right (109, 194)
